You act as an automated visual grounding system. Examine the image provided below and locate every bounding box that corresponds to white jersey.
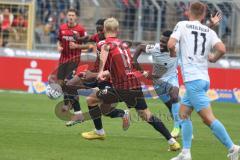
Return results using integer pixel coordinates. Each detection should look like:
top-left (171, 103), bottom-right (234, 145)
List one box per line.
top-left (145, 43), bottom-right (178, 79)
top-left (171, 20), bottom-right (221, 82)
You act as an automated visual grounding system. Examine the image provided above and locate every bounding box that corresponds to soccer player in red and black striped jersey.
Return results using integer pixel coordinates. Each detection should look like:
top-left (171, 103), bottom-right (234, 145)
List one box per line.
top-left (83, 18), bottom-right (181, 151)
top-left (56, 8), bottom-right (89, 125)
top-left (64, 19), bottom-right (130, 138)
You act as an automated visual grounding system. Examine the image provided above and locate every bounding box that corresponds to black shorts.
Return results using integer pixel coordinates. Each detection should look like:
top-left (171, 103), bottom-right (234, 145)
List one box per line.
top-left (83, 80), bottom-right (112, 90)
top-left (96, 88), bottom-right (147, 110)
top-left (57, 62), bottom-right (79, 80)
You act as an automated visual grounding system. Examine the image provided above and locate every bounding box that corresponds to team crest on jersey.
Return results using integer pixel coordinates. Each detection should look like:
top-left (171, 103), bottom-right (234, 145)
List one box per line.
top-left (62, 36), bottom-right (75, 41)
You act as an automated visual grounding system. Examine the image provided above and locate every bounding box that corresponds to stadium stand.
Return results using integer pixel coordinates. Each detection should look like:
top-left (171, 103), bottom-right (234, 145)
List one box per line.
top-left (0, 0), bottom-right (240, 54)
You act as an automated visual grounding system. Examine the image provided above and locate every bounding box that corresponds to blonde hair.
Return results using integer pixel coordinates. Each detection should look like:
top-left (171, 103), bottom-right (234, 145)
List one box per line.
top-left (189, 1), bottom-right (206, 19)
top-left (104, 17), bottom-right (119, 34)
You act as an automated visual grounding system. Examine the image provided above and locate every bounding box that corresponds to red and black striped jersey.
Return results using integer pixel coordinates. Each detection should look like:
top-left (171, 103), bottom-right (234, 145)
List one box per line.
top-left (58, 23), bottom-right (87, 64)
top-left (98, 37), bottom-right (141, 90)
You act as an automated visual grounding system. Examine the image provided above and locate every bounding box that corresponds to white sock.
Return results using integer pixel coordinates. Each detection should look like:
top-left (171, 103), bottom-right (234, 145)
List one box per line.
top-left (168, 138), bottom-right (176, 145)
top-left (95, 129), bottom-right (105, 135)
top-left (182, 148), bottom-right (191, 154)
top-left (74, 111), bottom-right (82, 115)
top-left (229, 145), bottom-right (239, 152)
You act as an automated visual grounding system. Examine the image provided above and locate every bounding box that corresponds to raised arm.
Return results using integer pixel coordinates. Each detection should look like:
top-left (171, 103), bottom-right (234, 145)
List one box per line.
top-left (133, 44), bottom-right (147, 71)
top-left (207, 11), bottom-right (222, 29)
top-left (69, 42), bottom-right (91, 50)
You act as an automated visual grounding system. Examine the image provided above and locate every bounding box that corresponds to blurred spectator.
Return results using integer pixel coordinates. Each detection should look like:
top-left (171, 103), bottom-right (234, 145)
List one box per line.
top-left (69, 0), bottom-right (80, 13)
top-left (44, 16), bottom-right (57, 44)
top-left (57, 11), bottom-right (66, 27)
top-left (220, 14), bottom-right (230, 37)
top-left (123, 0), bottom-right (137, 28)
top-left (12, 14), bottom-right (28, 28)
top-left (12, 14), bottom-right (28, 42)
top-left (0, 8), bottom-right (14, 47)
top-left (176, 1), bottom-right (189, 21)
top-left (57, 0), bottom-right (67, 13)
top-left (35, 22), bottom-right (45, 44)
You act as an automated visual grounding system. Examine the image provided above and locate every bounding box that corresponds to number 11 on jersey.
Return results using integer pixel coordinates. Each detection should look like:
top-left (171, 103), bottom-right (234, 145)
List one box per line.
top-left (192, 31), bottom-right (206, 56)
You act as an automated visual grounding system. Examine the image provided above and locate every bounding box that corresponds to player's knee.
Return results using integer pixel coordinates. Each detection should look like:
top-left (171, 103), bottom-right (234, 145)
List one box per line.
top-left (57, 80), bottom-right (64, 87)
top-left (137, 109), bottom-right (152, 121)
top-left (99, 104), bottom-right (112, 116)
top-left (170, 87), bottom-right (179, 103)
top-left (179, 112), bottom-right (189, 120)
top-left (199, 110), bottom-right (216, 126)
top-left (202, 117), bottom-right (216, 126)
top-left (86, 96), bottom-right (96, 106)
top-left (171, 96), bottom-right (179, 103)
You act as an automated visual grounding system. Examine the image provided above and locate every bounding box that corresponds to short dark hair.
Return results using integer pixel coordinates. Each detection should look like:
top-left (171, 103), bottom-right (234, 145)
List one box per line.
top-left (162, 30), bottom-right (172, 37)
top-left (67, 8), bottom-right (78, 16)
top-left (96, 18), bottom-right (106, 25)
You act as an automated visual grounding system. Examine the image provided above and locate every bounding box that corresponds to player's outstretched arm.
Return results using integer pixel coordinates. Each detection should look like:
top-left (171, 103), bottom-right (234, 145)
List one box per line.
top-left (69, 42), bottom-right (91, 50)
top-left (74, 34), bottom-right (91, 43)
top-left (133, 44), bottom-right (146, 71)
top-left (208, 42), bottom-right (226, 63)
top-left (208, 11), bottom-right (222, 28)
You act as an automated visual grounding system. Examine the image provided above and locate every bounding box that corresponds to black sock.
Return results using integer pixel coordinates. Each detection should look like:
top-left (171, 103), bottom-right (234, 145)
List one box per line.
top-left (72, 99), bottom-right (81, 112)
top-left (106, 109), bottom-right (125, 118)
top-left (88, 105), bottom-right (103, 130)
top-left (64, 95), bottom-right (81, 112)
top-left (148, 115), bottom-right (172, 140)
top-left (64, 94), bottom-right (70, 105)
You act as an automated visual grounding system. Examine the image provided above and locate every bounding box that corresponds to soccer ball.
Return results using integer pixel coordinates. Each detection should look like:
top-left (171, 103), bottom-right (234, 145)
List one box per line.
top-left (46, 83), bottom-right (63, 100)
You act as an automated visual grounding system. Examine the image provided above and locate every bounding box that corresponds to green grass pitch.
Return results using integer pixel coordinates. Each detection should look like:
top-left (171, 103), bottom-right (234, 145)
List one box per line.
top-left (0, 91), bottom-right (239, 160)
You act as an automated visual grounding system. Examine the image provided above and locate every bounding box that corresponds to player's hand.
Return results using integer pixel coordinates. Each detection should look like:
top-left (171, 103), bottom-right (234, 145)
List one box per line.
top-left (97, 71), bottom-right (109, 81)
top-left (210, 12), bottom-right (222, 27)
top-left (69, 42), bottom-right (79, 49)
top-left (78, 72), bottom-right (86, 79)
top-left (84, 70), bottom-right (97, 80)
top-left (97, 71), bottom-right (105, 81)
top-left (208, 54), bottom-right (216, 63)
